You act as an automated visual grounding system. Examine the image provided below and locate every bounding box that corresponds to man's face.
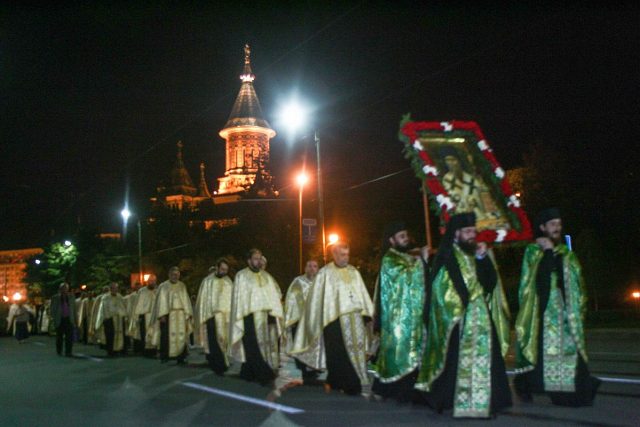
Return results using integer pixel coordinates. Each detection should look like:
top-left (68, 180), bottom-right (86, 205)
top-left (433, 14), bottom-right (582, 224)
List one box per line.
top-left (305, 260), bottom-right (319, 278)
top-left (332, 247), bottom-right (350, 268)
top-left (110, 283), bottom-right (119, 295)
top-left (540, 218), bottom-right (562, 244)
top-left (216, 262), bottom-right (229, 278)
top-left (445, 155), bottom-right (462, 174)
top-left (147, 275), bottom-right (157, 289)
top-left (248, 252), bottom-right (262, 270)
top-left (260, 256), bottom-right (267, 270)
top-left (455, 226), bottom-right (478, 254)
top-left (169, 269), bottom-right (180, 283)
top-left (389, 230), bottom-right (411, 251)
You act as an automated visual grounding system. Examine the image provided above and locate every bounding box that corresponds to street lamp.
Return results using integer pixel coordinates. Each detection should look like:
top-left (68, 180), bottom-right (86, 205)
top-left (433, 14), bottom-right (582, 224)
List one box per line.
top-left (64, 240), bottom-right (72, 247)
top-left (279, 99), bottom-right (327, 262)
top-left (328, 233), bottom-right (339, 245)
top-left (296, 171), bottom-right (309, 273)
top-left (121, 207), bottom-right (143, 287)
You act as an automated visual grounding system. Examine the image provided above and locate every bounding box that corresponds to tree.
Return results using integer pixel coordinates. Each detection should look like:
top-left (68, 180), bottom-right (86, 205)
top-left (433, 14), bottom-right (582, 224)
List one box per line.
top-left (24, 242), bottom-right (78, 298)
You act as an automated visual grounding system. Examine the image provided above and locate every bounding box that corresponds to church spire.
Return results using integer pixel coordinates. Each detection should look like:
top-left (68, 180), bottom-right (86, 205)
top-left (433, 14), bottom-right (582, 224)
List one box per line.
top-left (196, 162), bottom-right (212, 198)
top-left (216, 45), bottom-right (277, 197)
top-left (240, 44), bottom-right (254, 83)
top-left (220, 44), bottom-right (275, 134)
top-left (167, 141), bottom-right (196, 196)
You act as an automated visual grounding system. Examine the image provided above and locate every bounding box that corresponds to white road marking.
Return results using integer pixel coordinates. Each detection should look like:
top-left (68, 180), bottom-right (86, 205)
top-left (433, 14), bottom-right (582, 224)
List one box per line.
top-left (596, 376), bottom-right (640, 385)
top-left (74, 353), bottom-right (104, 362)
top-left (32, 341), bottom-right (46, 347)
top-left (507, 370), bottom-right (640, 385)
top-left (181, 382), bottom-right (305, 414)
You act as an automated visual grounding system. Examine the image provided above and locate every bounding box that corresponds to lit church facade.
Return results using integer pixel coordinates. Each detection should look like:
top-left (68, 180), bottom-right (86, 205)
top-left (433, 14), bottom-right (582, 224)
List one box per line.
top-left (151, 44), bottom-right (277, 212)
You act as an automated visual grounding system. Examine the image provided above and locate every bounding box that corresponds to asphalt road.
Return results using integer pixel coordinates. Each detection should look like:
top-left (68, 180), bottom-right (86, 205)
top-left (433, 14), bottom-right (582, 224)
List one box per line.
top-left (1, 330), bottom-right (639, 427)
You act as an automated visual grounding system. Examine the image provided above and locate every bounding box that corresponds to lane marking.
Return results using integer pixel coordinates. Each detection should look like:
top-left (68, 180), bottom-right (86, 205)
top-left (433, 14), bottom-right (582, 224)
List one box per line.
top-left (182, 382), bottom-right (305, 414)
top-left (507, 371), bottom-right (640, 385)
top-left (597, 376), bottom-right (640, 385)
top-left (74, 353), bottom-right (104, 362)
top-left (32, 341), bottom-right (46, 347)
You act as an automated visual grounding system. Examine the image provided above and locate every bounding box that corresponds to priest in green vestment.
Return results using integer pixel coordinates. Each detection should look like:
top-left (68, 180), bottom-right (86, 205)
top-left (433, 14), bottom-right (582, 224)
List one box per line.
top-left (514, 208), bottom-right (600, 406)
top-left (415, 213), bottom-right (512, 418)
top-left (372, 221), bottom-right (428, 402)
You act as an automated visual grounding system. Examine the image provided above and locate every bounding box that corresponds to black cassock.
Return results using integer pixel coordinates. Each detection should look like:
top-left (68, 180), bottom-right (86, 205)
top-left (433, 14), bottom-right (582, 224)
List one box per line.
top-left (424, 256), bottom-right (512, 415)
top-left (514, 250), bottom-right (600, 406)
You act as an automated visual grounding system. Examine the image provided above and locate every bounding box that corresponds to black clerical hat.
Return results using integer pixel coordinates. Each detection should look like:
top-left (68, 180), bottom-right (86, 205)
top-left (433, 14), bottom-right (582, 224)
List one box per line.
top-left (534, 208), bottom-right (561, 237)
top-left (447, 212), bottom-right (476, 232)
top-left (383, 221), bottom-right (407, 240)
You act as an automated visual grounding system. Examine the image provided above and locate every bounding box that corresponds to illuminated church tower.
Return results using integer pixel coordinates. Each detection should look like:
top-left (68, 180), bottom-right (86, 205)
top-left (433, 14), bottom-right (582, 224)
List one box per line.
top-left (216, 44), bottom-right (276, 197)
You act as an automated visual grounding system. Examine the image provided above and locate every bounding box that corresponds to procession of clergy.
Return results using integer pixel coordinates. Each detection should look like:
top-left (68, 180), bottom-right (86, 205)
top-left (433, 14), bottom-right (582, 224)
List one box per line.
top-left (54, 208), bottom-right (600, 419)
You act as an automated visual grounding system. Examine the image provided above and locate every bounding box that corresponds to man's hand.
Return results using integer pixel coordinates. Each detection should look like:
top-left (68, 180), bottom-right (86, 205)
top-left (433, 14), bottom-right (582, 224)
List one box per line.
top-left (475, 242), bottom-right (488, 258)
top-left (419, 246), bottom-right (430, 263)
top-left (536, 237), bottom-right (554, 251)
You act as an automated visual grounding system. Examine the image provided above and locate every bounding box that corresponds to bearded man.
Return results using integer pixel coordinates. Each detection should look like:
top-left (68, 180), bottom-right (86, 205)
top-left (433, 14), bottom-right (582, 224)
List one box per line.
top-left (514, 208), bottom-right (600, 406)
top-left (195, 258), bottom-right (234, 375)
top-left (372, 222), bottom-right (428, 402)
top-left (228, 249), bottom-right (283, 386)
top-left (415, 213), bottom-right (511, 418)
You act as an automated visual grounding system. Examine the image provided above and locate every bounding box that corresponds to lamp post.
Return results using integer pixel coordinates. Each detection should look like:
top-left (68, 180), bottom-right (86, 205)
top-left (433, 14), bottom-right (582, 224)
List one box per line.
top-left (121, 208), bottom-right (143, 286)
top-left (296, 171), bottom-right (309, 273)
top-left (279, 99), bottom-right (327, 262)
top-left (314, 131), bottom-right (327, 262)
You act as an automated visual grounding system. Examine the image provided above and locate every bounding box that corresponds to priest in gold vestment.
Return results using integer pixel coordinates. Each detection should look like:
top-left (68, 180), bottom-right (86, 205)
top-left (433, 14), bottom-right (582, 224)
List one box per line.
top-left (150, 267), bottom-right (193, 364)
top-left (291, 242), bottom-right (374, 396)
top-left (195, 259), bottom-right (233, 375)
top-left (88, 286), bottom-right (109, 345)
top-left (128, 274), bottom-right (158, 357)
top-left (94, 282), bottom-right (127, 357)
top-left (284, 259), bottom-right (319, 383)
top-left (228, 249), bottom-right (284, 386)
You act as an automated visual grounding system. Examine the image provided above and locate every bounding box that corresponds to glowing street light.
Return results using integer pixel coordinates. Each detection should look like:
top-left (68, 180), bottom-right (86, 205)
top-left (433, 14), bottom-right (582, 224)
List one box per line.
top-left (328, 233), bottom-right (340, 245)
top-left (2, 296), bottom-right (9, 303)
top-left (12, 292), bottom-right (22, 302)
top-left (632, 291), bottom-right (640, 300)
top-left (296, 172), bottom-right (309, 187)
top-left (120, 207), bottom-right (132, 221)
top-left (35, 259), bottom-right (41, 265)
top-left (279, 98), bottom-right (327, 262)
top-left (64, 240), bottom-right (72, 247)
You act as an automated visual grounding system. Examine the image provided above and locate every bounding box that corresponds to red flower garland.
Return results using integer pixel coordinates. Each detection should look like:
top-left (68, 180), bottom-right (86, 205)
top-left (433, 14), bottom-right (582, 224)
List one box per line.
top-left (400, 120), bottom-right (532, 243)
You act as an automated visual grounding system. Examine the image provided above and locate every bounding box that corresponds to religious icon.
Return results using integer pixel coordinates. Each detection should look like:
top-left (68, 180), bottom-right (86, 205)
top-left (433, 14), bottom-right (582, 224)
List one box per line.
top-left (399, 118), bottom-right (532, 243)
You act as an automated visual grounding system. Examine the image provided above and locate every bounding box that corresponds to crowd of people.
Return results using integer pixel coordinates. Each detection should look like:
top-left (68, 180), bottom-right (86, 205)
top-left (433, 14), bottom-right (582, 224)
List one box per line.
top-left (5, 207), bottom-right (600, 419)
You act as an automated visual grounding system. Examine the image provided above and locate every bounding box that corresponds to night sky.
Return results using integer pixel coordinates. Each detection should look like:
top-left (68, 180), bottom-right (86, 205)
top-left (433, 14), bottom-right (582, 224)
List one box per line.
top-left (1, 2), bottom-right (638, 249)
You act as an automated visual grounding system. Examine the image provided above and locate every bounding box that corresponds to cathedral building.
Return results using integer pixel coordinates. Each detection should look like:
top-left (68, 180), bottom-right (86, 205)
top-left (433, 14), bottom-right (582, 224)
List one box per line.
top-left (152, 44), bottom-right (276, 214)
